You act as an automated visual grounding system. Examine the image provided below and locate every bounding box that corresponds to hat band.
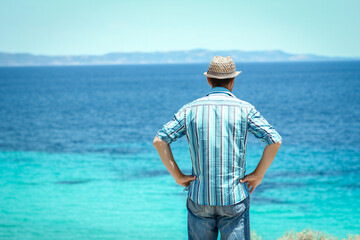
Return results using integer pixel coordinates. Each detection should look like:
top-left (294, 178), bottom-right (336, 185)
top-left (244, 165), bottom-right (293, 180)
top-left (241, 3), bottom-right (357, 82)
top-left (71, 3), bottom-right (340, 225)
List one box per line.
top-left (207, 70), bottom-right (236, 77)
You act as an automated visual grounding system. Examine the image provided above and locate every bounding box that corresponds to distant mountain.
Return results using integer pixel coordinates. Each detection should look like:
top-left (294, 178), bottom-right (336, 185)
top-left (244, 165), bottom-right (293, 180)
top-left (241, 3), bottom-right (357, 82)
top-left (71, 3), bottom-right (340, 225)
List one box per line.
top-left (0, 49), bottom-right (357, 66)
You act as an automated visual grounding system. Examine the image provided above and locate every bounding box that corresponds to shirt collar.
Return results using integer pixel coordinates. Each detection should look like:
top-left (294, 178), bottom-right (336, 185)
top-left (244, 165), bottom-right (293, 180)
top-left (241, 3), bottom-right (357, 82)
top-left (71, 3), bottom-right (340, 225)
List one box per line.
top-left (206, 87), bottom-right (236, 98)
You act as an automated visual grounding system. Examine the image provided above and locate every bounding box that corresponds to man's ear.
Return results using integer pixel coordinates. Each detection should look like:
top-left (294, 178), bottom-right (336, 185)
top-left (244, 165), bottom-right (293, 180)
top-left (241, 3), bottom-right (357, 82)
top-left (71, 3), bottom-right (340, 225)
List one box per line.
top-left (207, 77), bottom-right (213, 87)
top-left (230, 78), bottom-right (235, 88)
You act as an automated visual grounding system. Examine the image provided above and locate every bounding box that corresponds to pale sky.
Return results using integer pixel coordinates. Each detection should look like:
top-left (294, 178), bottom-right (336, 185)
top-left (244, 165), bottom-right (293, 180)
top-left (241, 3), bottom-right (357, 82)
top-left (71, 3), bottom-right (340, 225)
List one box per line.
top-left (0, 0), bottom-right (359, 57)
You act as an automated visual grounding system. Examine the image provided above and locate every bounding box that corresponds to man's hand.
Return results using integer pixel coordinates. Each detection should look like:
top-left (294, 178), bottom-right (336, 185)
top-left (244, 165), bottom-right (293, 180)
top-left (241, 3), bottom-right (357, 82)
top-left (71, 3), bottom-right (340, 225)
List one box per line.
top-left (153, 136), bottom-right (196, 188)
top-left (176, 174), bottom-right (197, 187)
top-left (240, 141), bottom-right (281, 194)
top-left (239, 171), bottom-right (263, 194)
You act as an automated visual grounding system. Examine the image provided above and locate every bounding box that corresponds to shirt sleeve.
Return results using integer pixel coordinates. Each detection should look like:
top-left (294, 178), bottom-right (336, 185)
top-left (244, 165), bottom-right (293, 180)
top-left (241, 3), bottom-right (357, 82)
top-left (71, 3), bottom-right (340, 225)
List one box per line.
top-left (247, 107), bottom-right (282, 145)
top-left (155, 107), bottom-right (186, 144)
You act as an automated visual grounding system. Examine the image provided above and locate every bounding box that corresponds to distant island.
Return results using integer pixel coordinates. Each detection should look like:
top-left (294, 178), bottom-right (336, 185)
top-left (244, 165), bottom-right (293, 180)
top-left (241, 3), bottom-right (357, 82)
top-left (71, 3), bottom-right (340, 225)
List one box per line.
top-left (0, 49), bottom-right (358, 66)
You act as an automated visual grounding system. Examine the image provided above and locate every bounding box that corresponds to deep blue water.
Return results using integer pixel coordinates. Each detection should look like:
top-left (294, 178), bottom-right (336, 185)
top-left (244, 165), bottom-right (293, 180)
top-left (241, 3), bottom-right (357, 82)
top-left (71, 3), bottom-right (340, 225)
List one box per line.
top-left (0, 62), bottom-right (359, 239)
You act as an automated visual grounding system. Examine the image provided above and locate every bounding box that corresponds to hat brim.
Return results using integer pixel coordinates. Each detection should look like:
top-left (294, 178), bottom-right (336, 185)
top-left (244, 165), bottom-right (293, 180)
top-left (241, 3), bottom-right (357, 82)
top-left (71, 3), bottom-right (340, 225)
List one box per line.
top-left (203, 71), bottom-right (242, 79)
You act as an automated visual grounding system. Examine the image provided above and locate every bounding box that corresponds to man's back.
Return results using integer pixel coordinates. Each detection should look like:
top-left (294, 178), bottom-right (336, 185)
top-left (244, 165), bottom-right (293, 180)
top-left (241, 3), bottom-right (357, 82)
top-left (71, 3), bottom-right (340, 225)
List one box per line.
top-left (156, 86), bottom-right (282, 206)
top-left (153, 56), bottom-right (282, 239)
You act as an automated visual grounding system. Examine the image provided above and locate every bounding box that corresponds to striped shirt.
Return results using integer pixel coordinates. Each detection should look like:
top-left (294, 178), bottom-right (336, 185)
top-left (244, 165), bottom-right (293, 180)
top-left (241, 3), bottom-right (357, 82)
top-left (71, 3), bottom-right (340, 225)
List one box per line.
top-left (156, 87), bottom-right (282, 206)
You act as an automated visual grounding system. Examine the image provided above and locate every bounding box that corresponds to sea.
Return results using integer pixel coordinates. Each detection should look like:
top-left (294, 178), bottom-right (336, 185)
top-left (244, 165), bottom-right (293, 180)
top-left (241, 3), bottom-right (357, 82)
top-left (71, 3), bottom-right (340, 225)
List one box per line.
top-left (0, 61), bottom-right (359, 240)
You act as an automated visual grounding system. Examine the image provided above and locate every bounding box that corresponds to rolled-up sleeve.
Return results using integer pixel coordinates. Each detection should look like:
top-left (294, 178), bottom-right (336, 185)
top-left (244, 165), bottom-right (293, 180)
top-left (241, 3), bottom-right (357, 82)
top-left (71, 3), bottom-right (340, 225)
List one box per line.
top-left (247, 107), bottom-right (282, 145)
top-left (155, 108), bottom-right (186, 144)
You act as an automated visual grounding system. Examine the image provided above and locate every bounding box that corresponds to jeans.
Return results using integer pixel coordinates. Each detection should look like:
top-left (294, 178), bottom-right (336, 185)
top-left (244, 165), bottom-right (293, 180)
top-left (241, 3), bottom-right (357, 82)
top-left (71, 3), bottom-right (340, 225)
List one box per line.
top-left (186, 195), bottom-right (250, 240)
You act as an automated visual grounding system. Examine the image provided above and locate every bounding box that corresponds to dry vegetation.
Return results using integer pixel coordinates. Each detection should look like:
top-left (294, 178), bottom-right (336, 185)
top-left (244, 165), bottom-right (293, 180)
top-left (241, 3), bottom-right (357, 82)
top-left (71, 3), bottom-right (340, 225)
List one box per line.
top-left (250, 229), bottom-right (360, 240)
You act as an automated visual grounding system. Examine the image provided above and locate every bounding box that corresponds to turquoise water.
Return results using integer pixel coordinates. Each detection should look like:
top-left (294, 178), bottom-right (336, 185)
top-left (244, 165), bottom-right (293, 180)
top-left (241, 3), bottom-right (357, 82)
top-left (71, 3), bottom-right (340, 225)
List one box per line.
top-left (1, 142), bottom-right (359, 239)
top-left (0, 62), bottom-right (359, 239)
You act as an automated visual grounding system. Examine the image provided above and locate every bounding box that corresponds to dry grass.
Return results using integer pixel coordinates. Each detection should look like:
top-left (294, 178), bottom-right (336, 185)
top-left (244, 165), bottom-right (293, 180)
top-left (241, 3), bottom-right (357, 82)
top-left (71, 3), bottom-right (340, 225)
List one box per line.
top-left (251, 230), bottom-right (263, 240)
top-left (250, 229), bottom-right (360, 240)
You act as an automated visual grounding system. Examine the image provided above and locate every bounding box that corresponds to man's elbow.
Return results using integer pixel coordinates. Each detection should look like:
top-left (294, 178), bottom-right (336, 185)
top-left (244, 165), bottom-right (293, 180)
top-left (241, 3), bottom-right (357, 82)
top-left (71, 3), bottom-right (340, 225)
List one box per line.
top-left (153, 136), bottom-right (165, 148)
top-left (268, 140), bottom-right (282, 147)
top-left (274, 140), bottom-right (282, 147)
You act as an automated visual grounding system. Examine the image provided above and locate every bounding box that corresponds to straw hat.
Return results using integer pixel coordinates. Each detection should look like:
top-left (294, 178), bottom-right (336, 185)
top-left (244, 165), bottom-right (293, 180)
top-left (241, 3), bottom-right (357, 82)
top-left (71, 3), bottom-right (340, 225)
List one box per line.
top-left (204, 56), bottom-right (242, 79)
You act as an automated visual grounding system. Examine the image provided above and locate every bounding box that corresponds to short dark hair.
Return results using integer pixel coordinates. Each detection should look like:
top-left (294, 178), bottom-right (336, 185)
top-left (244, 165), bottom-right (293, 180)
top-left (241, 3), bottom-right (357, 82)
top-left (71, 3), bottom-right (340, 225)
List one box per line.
top-left (209, 77), bottom-right (234, 87)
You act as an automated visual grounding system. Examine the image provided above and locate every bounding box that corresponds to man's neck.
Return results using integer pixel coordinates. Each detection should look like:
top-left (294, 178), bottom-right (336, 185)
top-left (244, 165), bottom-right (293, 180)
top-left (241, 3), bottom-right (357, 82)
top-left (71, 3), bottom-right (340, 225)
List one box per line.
top-left (212, 86), bottom-right (232, 92)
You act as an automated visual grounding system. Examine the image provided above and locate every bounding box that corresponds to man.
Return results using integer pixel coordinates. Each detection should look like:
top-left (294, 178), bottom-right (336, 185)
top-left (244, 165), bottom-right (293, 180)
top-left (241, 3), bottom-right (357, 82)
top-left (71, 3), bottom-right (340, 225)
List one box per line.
top-left (153, 56), bottom-right (282, 240)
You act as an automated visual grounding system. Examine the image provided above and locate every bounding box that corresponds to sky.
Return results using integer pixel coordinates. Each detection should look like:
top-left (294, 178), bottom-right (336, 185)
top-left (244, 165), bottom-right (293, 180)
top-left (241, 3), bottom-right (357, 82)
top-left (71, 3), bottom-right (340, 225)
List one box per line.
top-left (0, 0), bottom-right (359, 57)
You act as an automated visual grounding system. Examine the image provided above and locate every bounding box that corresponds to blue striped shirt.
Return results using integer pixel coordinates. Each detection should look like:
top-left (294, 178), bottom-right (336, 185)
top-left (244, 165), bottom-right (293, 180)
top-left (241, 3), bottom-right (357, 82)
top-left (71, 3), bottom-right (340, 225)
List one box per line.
top-left (156, 87), bottom-right (282, 206)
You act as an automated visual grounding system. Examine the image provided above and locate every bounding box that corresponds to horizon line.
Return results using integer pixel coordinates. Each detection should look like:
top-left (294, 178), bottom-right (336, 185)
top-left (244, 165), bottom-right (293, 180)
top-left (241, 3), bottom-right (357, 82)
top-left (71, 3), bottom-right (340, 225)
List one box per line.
top-left (1, 48), bottom-right (359, 59)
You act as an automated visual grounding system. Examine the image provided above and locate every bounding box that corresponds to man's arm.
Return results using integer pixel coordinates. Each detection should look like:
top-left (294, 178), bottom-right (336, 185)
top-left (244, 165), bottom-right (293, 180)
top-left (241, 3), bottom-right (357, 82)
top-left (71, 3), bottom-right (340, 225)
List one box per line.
top-left (153, 136), bottom-right (196, 187)
top-left (241, 107), bottom-right (283, 194)
top-left (240, 141), bottom-right (281, 193)
top-left (253, 141), bottom-right (282, 178)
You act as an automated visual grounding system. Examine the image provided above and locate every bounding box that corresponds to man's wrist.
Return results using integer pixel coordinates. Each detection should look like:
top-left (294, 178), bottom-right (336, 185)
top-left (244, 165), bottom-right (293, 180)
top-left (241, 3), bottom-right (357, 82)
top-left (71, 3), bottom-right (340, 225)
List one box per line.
top-left (253, 169), bottom-right (265, 179)
top-left (174, 172), bottom-right (185, 182)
